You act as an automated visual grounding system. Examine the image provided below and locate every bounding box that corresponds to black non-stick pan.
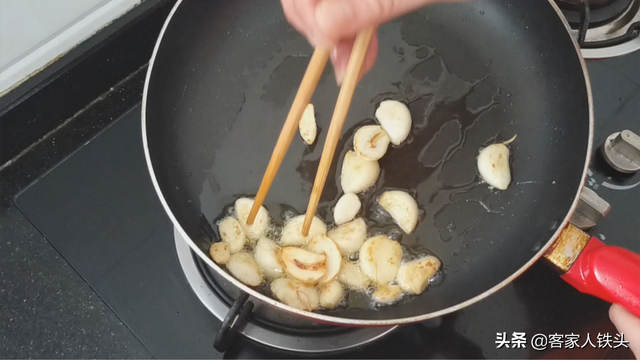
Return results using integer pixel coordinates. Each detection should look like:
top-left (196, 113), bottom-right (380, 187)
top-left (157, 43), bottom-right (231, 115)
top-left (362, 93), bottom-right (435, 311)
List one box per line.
top-left (142, 0), bottom-right (640, 326)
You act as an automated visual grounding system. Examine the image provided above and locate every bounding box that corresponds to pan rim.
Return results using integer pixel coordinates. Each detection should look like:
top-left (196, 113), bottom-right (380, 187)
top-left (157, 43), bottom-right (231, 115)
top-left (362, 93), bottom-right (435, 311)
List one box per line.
top-left (141, 0), bottom-right (594, 326)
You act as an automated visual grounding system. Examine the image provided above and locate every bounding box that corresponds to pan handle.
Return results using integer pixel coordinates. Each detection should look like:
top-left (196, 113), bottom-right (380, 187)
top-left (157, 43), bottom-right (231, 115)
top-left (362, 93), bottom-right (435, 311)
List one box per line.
top-left (560, 237), bottom-right (640, 318)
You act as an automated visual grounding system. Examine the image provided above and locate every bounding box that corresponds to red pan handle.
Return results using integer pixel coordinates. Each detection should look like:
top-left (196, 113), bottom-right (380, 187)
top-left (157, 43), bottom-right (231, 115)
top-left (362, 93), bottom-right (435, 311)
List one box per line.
top-left (560, 237), bottom-right (640, 318)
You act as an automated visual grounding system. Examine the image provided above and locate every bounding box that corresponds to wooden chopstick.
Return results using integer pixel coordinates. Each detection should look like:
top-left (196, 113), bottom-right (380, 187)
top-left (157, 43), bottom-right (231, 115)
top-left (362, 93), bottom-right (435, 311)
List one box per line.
top-left (301, 28), bottom-right (375, 236)
top-left (246, 48), bottom-right (330, 225)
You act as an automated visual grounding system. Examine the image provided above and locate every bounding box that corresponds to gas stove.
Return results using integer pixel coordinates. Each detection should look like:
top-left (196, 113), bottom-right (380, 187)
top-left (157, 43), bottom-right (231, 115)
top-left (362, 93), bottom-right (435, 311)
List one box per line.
top-left (556, 0), bottom-right (640, 58)
top-left (1, 1), bottom-right (638, 358)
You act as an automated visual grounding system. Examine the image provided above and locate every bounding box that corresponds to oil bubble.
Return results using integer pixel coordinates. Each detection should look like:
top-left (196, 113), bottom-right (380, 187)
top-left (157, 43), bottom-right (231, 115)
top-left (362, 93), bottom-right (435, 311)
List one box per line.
top-left (369, 228), bottom-right (385, 237)
top-left (428, 270), bottom-right (444, 286)
top-left (271, 224), bottom-right (283, 237)
top-left (368, 205), bottom-right (391, 223)
top-left (282, 209), bottom-right (297, 221)
top-left (386, 228), bottom-right (403, 241)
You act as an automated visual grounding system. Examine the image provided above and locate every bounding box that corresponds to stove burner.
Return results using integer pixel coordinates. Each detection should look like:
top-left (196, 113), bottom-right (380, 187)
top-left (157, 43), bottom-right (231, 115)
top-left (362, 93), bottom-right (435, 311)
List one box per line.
top-left (557, 0), bottom-right (633, 28)
top-left (554, 0), bottom-right (640, 58)
top-left (174, 228), bottom-right (397, 353)
top-left (558, 0), bottom-right (625, 10)
top-left (196, 253), bottom-right (347, 337)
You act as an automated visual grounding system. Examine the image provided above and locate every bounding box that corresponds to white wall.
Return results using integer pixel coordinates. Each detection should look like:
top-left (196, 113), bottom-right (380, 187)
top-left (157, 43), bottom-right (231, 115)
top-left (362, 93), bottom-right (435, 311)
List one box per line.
top-left (0, 0), bottom-right (143, 96)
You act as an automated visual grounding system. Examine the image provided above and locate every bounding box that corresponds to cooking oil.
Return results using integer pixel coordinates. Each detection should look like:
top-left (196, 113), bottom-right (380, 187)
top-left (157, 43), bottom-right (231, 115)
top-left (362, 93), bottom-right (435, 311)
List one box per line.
top-left (205, 19), bottom-right (506, 312)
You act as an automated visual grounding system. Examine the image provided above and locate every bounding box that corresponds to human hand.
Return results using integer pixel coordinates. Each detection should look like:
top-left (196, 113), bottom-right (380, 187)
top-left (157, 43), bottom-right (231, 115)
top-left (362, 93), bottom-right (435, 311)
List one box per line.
top-left (610, 304), bottom-right (640, 359)
top-left (280, 0), bottom-right (463, 84)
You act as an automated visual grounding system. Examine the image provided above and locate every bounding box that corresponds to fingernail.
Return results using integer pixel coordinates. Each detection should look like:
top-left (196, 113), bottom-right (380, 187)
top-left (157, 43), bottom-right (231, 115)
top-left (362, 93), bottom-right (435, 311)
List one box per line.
top-left (331, 45), bottom-right (348, 85)
top-left (334, 66), bottom-right (345, 86)
top-left (331, 47), bottom-right (339, 62)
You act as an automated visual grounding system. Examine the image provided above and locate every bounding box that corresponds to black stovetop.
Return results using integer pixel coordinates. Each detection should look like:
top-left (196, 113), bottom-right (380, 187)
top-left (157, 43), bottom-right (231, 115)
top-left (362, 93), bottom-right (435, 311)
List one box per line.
top-left (1, 2), bottom-right (638, 359)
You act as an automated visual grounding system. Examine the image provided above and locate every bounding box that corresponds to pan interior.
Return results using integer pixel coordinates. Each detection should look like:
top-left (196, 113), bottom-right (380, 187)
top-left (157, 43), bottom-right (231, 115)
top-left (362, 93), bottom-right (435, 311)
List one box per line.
top-left (145, 0), bottom-right (590, 321)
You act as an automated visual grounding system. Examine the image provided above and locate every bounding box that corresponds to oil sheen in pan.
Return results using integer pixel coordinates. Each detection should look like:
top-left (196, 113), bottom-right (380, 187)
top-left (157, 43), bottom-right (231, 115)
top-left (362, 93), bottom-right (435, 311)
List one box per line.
top-left (209, 38), bottom-right (509, 311)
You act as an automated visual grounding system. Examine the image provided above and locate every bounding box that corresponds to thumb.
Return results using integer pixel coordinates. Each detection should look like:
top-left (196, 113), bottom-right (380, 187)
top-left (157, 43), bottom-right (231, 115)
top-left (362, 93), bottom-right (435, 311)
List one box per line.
top-left (609, 304), bottom-right (640, 359)
top-left (314, 0), bottom-right (433, 45)
top-left (331, 32), bottom-right (379, 85)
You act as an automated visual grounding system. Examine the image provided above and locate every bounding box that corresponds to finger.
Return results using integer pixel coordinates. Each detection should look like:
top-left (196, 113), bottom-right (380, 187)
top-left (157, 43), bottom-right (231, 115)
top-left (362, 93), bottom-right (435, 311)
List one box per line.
top-left (331, 32), bottom-right (379, 85)
top-left (315, 0), bottom-right (434, 45)
top-left (290, 0), bottom-right (328, 48)
top-left (281, 0), bottom-right (313, 37)
top-left (361, 33), bottom-right (380, 80)
top-left (609, 304), bottom-right (640, 359)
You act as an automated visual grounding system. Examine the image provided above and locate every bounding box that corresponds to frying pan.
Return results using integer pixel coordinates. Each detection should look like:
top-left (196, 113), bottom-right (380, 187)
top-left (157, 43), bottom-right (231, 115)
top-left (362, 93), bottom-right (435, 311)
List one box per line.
top-left (142, 0), bottom-right (640, 327)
